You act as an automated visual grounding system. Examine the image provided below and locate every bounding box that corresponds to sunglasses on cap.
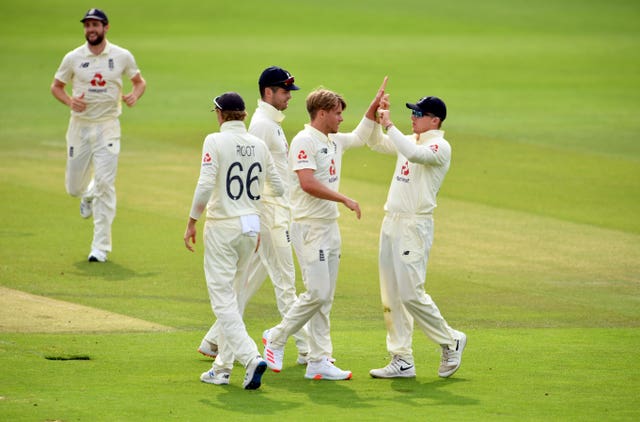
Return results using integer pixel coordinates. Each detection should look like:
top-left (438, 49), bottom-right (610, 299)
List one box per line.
top-left (280, 76), bottom-right (295, 87)
top-left (411, 109), bottom-right (437, 118)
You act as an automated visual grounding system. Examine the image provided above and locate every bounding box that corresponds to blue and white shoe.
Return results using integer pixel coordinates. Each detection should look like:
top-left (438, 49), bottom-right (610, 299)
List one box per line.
top-left (200, 368), bottom-right (230, 385)
top-left (243, 356), bottom-right (267, 390)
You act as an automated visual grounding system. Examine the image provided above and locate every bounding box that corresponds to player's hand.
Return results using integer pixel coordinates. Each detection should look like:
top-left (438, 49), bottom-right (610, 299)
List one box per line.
top-left (380, 94), bottom-right (390, 111)
top-left (366, 76), bottom-right (389, 122)
top-left (378, 109), bottom-right (392, 128)
top-left (343, 197), bottom-right (361, 220)
top-left (122, 92), bottom-right (138, 107)
top-left (184, 221), bottom-right (197, 252)
top-left (70, 93), bottom-right (86, 112)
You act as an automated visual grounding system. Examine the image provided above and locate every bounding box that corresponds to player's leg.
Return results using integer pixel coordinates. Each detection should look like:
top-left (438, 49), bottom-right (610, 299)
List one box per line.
top-left (395, 217), bottom-right (466, 377)
top-left (267, 221), bottom-right (328, 348)
top-left (200, 242), bottom-right (265, 357)
top-left (204, 219), bottom-right (262, 371)
top-left (307, 221), bottom-right (340, 361)
top-left (65, 118), bottom-right (93, 198)
top-left (237, 242), bottom-right (268, 310)
top-left (396, 217), bottom-right (455, 346)
top-left (89, 119), bottom-right (119, 258)
top-left (369, 215), bottom-right (417, 378)
top-left (302, 221), bottom-right (351, 380)
top-left (379, 215), bottom-right (415, 356)
top-left (260, 205), bottom-right (309, 357)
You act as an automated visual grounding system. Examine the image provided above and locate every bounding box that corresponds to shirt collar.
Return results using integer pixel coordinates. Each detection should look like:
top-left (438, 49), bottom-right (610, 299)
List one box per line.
top-left (416, 129), bottom-right (445, 144)
top-left (304, 124), bottom-right (332, 144)
top-left (220, 120), bottom-right (248, 133)
top-left (257, 100), bottom-right (286, 123)
top-left (83, 40), bottom-right (111, 56)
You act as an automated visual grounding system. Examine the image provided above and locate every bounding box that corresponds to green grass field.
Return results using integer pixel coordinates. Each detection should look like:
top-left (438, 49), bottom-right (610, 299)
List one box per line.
top-left (1, 0), bottom-right (639, 420)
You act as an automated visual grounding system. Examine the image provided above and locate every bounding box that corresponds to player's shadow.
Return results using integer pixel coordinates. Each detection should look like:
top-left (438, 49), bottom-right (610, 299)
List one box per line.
top-left (72, 260), bottom-right (158, 282)
top-left (266, 365), bottom-right (375, 411)
top-left (200, 386), bottom-right (303, 415)
top-left (387, 377), bottom-right (478, 407)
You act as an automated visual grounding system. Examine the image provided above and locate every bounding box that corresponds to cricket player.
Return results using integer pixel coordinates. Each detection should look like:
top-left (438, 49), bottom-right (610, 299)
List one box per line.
top-left (198, 66), bottom-right (310, 364)
top-left (50, 8), bottom-right (146, 262)
top-left (369, 93), bottom-right (467, 379)
top-left (262, 79), bottom-right (388, 380)
top-left (184, 92), bottom-right (283, 390)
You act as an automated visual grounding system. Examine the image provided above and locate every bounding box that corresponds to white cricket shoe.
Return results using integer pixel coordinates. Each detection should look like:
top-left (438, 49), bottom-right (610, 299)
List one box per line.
top-left (200, 368), bottom-right (230, 385)
top-left (296, 353), bottom-right (308, 365)
top-left (370, 355), bottom-right (416, 379)
top-left (438, 331), bottom-right (467, 378)
top-left (243, 356), bottom-right (267, 390)
top-left (296, 353), bottom-right (336, 365)
top-left (262, 329), bottom-right (284, 372)
top-left (304, 357), bottom-right (352, 381)
top-left (80, 197), bottom-right (93, 219)
top-left (88, 249), bottom-right (107, 263)
top-left (198, 339), bottom-right (218, 358)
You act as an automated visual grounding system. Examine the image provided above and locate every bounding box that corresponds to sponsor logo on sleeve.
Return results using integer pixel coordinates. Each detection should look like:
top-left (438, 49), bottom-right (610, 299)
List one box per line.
top-left (202, 152), bottom-right (212, 166)
top-left (297, 150), bottom-right (309, 164)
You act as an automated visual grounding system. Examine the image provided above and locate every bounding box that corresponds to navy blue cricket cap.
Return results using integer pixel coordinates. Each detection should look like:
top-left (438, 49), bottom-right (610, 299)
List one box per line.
top-left (212, 92), bottom-right (245, 112)
top-left (406, 96), bottom-right (447, 121)
top-left (81, 8), bottom-right (109, 24)
top-left (258, 66), bottom-right (300, 91)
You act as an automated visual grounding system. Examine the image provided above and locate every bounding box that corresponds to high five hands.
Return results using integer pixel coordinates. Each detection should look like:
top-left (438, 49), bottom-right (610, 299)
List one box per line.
top-left (366, 76), bottom-right (390, 122)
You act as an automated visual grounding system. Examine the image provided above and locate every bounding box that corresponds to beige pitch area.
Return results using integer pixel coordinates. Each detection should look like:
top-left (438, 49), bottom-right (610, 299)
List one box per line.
top-left (0, 286), bottom-right (172, 333)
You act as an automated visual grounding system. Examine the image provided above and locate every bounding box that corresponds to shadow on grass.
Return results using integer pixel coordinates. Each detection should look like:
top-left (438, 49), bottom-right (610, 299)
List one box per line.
top-left (200, 387), bottom-right (303, 415)
top-left (387, 377), bottom-right (478, 407)
top-left (268, 366), bottom-right (477, 414)
top-left (72, 260), bottom-right (159, 282)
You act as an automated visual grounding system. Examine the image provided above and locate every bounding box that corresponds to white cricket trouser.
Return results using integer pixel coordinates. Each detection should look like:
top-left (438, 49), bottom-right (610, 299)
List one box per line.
top-left (65, 117), bottom-right (119, 253)
top-left (378, 213), bottom-right (456, 357)
top-left (269, 219), bottom-right (339, 362)
top-left (203, 218), bottom-right (261, 372)
top-left (204, 202), bottom-right (309, 354)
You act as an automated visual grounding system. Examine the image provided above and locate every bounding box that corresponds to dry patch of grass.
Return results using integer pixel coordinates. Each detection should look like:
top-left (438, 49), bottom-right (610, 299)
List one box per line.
top-left (0, 286), bottom-right (172, 334)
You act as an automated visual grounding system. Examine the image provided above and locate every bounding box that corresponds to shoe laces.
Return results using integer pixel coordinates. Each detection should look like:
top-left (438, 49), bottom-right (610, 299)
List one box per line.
top-left (441, 346), bottom-right (458, 365)
top-left (389, 355), bottom-right (412, 370)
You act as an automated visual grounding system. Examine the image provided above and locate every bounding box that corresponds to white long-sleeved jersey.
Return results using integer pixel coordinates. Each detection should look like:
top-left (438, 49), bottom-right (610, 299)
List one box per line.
top-left (289, 117), bottom-right (376, 220)
top-left (248, 100), bottom-right (290, 208)
top-left (189, 120), bottom-right (284, 221)
top-left (371, 127), bottom-right (451, 215)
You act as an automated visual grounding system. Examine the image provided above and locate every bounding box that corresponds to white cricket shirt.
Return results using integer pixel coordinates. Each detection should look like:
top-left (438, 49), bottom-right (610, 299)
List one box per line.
top-left (373, 128), bottom-right (451, 215)
top-left (189, 120), bottom-right (284, 221)
top-left (289, 117), bottom-right (375, 220)
top-left (54, 41), bottom-right (140, 121)
top-left (248, 100), bottom-right (290, 208)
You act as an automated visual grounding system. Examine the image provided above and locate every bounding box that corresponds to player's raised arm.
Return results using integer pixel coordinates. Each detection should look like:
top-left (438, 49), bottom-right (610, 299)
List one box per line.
top-left (365, 76), bottom-right (388, 122)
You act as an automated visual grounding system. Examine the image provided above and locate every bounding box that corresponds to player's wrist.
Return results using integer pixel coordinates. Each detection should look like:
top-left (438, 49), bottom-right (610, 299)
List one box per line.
top-left (384, 123), bottom-right (394, 131)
